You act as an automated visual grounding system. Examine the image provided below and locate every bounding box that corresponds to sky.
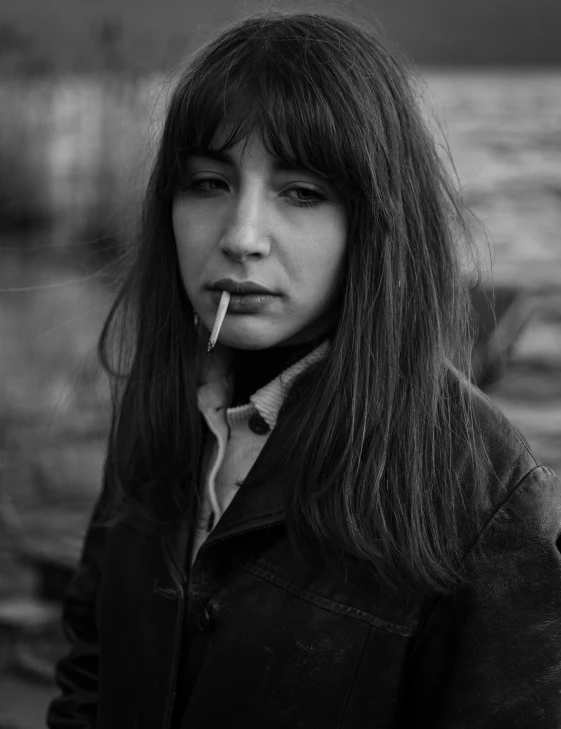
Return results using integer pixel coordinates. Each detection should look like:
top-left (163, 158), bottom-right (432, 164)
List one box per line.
top-left (0, 0), bottom-right (559, 71)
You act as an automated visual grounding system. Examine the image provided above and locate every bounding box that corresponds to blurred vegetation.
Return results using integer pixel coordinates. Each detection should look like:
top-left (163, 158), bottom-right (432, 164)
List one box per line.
top-left (0, 14), bottom-right (153, 244)
top-left (0, 21), bottom-right (163, 603)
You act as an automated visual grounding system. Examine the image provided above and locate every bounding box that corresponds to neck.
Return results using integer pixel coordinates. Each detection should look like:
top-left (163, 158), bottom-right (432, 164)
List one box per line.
top-left (230, 338), bottom-right (323, 406)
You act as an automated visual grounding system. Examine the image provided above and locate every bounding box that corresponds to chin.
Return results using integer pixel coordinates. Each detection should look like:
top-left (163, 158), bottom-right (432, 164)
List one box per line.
top-left (218, 332), bottom-right (281, 351)
top-left (215, 322), bottom-right (295, 351)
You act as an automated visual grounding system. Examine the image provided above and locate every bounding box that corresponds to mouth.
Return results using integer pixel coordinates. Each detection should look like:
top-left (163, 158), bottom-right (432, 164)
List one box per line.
top-left (208, 278), bottom-right (276, 296)
top-left (207, 279), bottom-right (278, 315)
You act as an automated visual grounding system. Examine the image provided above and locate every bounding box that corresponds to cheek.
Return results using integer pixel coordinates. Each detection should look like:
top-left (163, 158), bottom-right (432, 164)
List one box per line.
top-left (172, 211), bottom-right (209, 286)
top-left (291, 218), bottom-right (346, 295)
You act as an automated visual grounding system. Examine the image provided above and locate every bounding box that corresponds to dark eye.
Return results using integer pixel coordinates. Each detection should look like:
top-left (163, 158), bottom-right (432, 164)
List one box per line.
top-left (284, 185), bottom-right (328, 209)
top-left (191, 177), bottom-right (229, 194)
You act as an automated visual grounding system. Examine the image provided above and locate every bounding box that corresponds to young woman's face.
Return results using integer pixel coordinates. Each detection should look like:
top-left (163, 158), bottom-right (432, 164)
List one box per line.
top-left (172, 131), bottom-right (347, 349)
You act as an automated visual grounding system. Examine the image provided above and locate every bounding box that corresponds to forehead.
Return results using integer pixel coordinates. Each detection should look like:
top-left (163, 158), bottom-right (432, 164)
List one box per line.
top-left (189, 125), bottom-right (312, 175)
top-left (169, 92), bottom-right (349, 197)
top-left (193, 137), bottom-right (305, 173)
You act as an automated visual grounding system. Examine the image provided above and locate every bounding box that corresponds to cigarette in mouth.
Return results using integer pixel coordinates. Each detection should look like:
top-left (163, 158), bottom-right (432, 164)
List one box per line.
top-left (207, 291), bottom-right (231, 353)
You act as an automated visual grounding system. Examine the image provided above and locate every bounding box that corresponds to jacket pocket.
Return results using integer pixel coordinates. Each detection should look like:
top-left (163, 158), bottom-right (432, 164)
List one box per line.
top-left (183, 560), bottom-right (372, 728)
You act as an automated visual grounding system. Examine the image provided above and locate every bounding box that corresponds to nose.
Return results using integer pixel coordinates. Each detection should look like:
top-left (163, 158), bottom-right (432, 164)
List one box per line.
top-left (218, 188), bottom-right (271, 262)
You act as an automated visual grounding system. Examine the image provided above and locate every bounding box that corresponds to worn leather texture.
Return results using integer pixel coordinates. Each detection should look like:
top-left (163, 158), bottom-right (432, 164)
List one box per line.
top-left (47, 379), bottom-right (561, 729)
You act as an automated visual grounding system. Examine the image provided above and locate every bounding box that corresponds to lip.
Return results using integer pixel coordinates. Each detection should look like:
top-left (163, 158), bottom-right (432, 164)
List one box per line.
top-left (208, 289), bottom-right (275, 314)
top-left (208, 278), bottom-right (276, 296)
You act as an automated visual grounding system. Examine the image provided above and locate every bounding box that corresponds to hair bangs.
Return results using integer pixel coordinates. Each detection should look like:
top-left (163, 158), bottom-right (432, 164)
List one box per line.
top-left (162, 71), bottom-right (256, 195)
top-left (257, 78), bottom-right (353, 197)
top-left (164, 36), bottom-right (356, 201)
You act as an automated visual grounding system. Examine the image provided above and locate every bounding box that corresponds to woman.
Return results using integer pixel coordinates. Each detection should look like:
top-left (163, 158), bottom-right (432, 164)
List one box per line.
top-left (47, 12), bottom-right (561, 728)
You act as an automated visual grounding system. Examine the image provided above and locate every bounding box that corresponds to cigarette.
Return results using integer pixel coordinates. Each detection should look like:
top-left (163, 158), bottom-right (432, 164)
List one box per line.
top-left (207, 291), bottom-right (231, 353)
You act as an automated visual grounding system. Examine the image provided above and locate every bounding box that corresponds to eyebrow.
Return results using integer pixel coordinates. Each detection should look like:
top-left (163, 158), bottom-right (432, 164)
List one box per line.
top-left (190, 149), bottom-right (311, 175)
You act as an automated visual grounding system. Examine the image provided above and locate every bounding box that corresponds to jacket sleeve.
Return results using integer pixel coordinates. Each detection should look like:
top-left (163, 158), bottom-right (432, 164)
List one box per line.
top-left (46, 494), bottom-right (107, 729)
top-left (402, 465), bottom-right (561, 728)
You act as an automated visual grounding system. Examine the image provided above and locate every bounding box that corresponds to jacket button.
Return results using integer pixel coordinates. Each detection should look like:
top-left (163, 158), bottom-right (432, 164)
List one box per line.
top-left (248, 412), bottom-right (270, 435)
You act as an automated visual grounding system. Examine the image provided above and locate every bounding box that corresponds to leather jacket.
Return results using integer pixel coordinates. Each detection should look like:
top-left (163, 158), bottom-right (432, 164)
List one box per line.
top-left (47, 382), bottom-right (561, 728)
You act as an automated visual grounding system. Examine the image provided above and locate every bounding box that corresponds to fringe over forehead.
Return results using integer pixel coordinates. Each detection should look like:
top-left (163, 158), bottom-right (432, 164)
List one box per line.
top-left (161, 13), bottom-right (412, 203)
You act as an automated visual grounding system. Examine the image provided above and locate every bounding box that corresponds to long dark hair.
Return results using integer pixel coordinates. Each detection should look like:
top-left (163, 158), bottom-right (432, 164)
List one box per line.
top-left (99, 12), bottom-right (484, 595)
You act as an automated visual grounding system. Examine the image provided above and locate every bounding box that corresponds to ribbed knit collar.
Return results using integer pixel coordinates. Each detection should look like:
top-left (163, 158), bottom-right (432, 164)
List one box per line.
top-left (235, 341), bottom-right (328, 429)
top-left (198, 341), bottom-right (329, 430)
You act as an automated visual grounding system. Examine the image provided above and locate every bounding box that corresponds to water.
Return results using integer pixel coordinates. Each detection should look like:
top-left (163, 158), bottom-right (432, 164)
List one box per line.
top-left (420, 72), bottom-right (561, 472)
top-left (423, 71), bottom-right (561, 288)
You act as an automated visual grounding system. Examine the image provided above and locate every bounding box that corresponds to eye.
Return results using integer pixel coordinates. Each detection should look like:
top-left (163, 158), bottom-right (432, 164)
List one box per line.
top-left (185, 176), bottom-right (229, 196)
top-left (282, 185), bottom-right (328, 209)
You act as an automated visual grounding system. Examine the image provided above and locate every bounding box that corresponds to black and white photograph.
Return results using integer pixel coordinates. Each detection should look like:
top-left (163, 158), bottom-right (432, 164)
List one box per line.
top-left (0, 1), bottom-right (560, 726)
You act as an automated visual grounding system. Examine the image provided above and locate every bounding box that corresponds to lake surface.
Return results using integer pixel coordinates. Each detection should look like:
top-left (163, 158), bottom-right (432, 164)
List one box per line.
top-left (421, 72), bottom-right (561, 473)
top-left (424, 71), bottom-right (561, 288)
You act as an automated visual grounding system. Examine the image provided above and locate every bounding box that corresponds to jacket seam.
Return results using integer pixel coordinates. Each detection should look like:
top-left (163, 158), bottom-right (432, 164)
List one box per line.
top-left (421, 465), bottom-right (552, 630)
top-left (338, 624), bottom-right (370, 729)
top-left (236, 560), bottom-right (417, 637)
top-left (462, 464), bottom-right (548, 562)
top-left (473, 384), bottom-right (538, 465)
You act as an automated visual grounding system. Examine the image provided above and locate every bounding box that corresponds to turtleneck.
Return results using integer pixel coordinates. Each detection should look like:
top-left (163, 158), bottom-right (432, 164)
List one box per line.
top-left (230, 337), bottom-right (324, 407)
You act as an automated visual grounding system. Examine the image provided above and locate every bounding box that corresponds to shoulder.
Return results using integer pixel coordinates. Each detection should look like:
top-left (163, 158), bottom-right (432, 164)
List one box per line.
top-left (445, 367), bottom-right (559, 549)
top-left (461, 371), bottom-right (538, 479)
top-left (447, 365), bottom-right (538, 481)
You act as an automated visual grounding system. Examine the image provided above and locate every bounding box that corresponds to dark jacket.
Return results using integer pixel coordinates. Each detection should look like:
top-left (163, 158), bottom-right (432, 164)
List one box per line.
top-left (47, 383), bottom-right (561, 729)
